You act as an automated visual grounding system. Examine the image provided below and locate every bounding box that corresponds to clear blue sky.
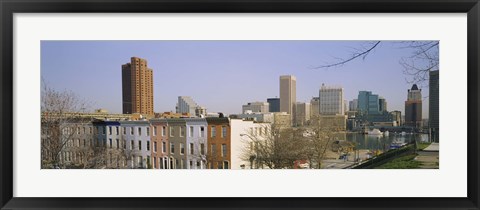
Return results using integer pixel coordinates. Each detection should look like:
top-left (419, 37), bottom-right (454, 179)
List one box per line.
top-left (41, 41), bottom-right (432, 117)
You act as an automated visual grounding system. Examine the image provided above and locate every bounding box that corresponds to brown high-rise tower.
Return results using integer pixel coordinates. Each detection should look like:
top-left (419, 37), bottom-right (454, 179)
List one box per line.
top-left (122, 57), bottom-right (154, 115)
top-left (405, 84), bottom-right (422, 128)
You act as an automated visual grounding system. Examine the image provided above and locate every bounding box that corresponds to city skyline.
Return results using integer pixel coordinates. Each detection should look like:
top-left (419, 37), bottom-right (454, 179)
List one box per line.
top-left (41, 41), bottom-right (433, 117)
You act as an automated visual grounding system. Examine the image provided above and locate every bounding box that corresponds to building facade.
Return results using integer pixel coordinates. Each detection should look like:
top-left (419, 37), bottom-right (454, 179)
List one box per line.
top-left (267, 98), bottom-right (280, 112)
top-left (150, 119), bottom-right (170, 169)
top-left (164, 118), bottom-right (187, 169)
top-left (357, 91), bottom-right (380, 115)
top-left (185, 118), bottom-right (208, 169)
top-left (429, 70), bottom-right (439, 142)
top-left (390, 110), bottom-right (402, 127)
top-left (242, 102), bottom-right (270, 114)
top-left (206, 118), bottom-right (231, 169)
top-left (122, 57), bottom-right (154, 115)
top-left (119, 120), bottom-right (152, 169)
top-left (310, 97), bottom-right (320, 119)
top-left (405, 84), bottom-right (423, 128)
top-left (379, 97), bottom-right (387, 113)
top-left (295, 102), bottom-right (311, 126)
top-left (230, 112), bottom-right (274, 123)
top-left (319, 84), bottom-right (344, 115)
top-left (176, 96), bottom-right (198, 116)
top-left (98, 121), bottom-right (126, 169)
top-left (279, 75), bottom-right (296, 122)
top-left (230, 119), bottom-right (271, 169)
top-left (349, 99), bottom-right (358, 112)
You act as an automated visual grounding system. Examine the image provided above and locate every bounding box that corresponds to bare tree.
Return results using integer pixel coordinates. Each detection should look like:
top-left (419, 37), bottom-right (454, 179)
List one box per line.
top-left (313, 41), bottom-right (439, 86)
top-left (41, 82), bottom-right (90, 169)
top-left (399, 41), bottom-right (439, 85)
top-left (241, 124), bottom-right (304, 169)
top-left (302, 116), bottom-right (337, 169)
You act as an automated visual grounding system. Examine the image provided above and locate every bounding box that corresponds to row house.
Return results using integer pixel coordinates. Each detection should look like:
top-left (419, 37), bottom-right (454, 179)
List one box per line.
top-left (42, 119), bottom-right (95, 168)
top-left (206, 117), bottom-right (231, 169)
top-left (119, 120), bottom-right (152, 169)
top-left (93, 120), bottom-right (126, 169)
top-left (43, 117), bottom-right (268, 170)
top-left (165, 118), bottom-right (209, 169)
top-left (185, 118), bottom-right (208, 169)
top-left (150, 118), bottom-right (169, 169)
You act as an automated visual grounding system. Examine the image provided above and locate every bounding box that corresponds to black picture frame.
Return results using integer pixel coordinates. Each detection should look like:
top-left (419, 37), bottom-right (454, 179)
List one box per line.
top-left (1, 0), bottom-right (479, 209)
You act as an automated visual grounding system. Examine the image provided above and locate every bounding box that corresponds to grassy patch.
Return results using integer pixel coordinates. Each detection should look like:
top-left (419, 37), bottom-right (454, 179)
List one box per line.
top-left (375, 154), bottom-right (421, 169)
top-left (417, 142), bottom-right (432, 151)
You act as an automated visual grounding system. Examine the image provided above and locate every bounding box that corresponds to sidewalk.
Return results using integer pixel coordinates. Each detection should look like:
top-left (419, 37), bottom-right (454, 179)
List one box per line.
top-left (423, 142), bottom-right (439, 152)
top-left (416, 143), bottom-right (439, 169)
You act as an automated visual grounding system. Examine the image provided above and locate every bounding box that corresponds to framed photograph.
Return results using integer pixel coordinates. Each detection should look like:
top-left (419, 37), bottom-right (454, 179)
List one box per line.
top-left (1, 0), bottom-right (479, 209)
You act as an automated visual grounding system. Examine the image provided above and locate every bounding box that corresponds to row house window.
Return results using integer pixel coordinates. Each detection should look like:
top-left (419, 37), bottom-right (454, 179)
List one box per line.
top-left (189, 126), bottom-right (194, 137)
top-left (200, 127), bottom-right (205, 137)
top-left (170, 127), bottom-right (174, 137)
top-left (190, 143), bottom-right (194, 155)
top-left (147, 141), bottom-right (150, 151)
top-left (109, 126), bottom-right (112, 135)
top-left (109, 138), bottom-right (112, 148)
top-left (116, 139), bottom-right (119, 149)
top-left (162, 126), bottom-right (166, 136)
top-left (222, 126), bottom-right (227, 138)
top-left (138, 127), bottom-right (142, 136)
top-left (153, 126), bottom-right (157, 136)
top-left (170, 143), bottom-right (175, 154)
top-left (180, 143), bottom-right (185, 155)
top-left (211, 126), bottom-right (216, 137)
top-left (146, 127), bottom-right (150, 136)
top-left (162, 142), bottom-right (166, 153)
top-left (131, 141), bottom-right (134, 150)
top-left (124, 140), bottom-right (127, 149)
top-left (130, 127), bottom-right (134, 135)
top-left (180, 126), bottom-right (185, 137)
top-left (138, 141), bottom-right (142, 151)
top-left (154, 142), bottom-right (157, 153)
top-left (222, 144), bottom-right (227, 157)
top-left (116, 126), bottom-right (119, 135)
top-left (211, 144), bottom-right (216, 156)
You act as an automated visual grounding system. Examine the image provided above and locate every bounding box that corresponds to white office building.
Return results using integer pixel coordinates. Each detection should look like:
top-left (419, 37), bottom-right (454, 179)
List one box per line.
top-left (319, 84), bottom-right (345, 115)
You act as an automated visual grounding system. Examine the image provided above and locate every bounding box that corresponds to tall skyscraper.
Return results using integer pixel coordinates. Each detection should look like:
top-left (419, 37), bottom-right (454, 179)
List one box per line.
top-left (267, 98), bottom-right (280, 112)
top-left (429, 70), bottom-right (439, 142)
top-left (122, 57), bottom-right (154, 115)
top-left (280, 75), bottom-right (296, 122)
top-left (319, 84), bottom-right (344, 115)
top-left (405, 84), bottom-right (423, 128)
